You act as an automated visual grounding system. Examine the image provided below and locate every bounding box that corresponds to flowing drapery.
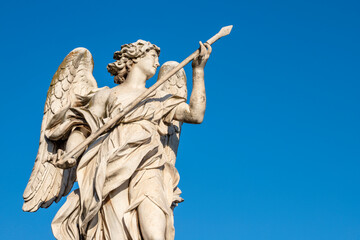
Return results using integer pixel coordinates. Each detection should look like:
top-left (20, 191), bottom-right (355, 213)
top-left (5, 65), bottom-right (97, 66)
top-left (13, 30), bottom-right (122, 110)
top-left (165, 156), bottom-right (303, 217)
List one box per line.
top-left (46, 89), bottom-right (185, 240)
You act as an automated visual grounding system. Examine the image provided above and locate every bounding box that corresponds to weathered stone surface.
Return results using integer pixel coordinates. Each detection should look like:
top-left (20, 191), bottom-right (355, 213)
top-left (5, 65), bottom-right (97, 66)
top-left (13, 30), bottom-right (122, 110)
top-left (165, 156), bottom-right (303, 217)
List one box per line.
top-left (23, 39), bottom-right (213, 240)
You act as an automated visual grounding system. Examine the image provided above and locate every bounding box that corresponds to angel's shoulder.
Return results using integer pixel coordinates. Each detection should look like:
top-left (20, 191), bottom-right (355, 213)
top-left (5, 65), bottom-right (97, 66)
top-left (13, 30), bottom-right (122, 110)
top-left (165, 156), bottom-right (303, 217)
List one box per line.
top-left (92, 86), bottom-right (111, 101)
top-left (88, 87), bottom-right (111, 113)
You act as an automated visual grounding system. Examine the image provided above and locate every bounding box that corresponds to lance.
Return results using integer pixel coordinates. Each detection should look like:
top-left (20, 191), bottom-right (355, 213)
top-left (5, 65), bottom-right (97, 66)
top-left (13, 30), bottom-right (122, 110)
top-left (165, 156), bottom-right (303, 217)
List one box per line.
top-left (61, 25), bottom-right (233, 163)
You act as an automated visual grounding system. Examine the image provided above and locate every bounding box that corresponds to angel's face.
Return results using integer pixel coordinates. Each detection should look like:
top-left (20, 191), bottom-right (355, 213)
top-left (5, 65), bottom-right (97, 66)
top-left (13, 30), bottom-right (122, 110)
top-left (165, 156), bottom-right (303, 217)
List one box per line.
top-left (135, 49), bottom-right (160, 80)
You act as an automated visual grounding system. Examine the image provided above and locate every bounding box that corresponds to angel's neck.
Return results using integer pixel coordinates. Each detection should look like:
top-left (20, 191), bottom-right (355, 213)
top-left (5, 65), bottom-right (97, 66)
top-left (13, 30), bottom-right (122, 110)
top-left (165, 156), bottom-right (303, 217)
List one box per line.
top-left (124, 69), bottom-right (147, 90)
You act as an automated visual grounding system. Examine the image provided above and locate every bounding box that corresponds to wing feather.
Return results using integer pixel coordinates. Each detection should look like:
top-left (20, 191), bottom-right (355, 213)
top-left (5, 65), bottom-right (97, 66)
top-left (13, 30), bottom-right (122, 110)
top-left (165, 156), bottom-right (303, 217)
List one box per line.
top-left (157, 61), bottom-right (187, 164)
top-left (23, 48), bottom-right (97, 212)
top-left (158, 61), bottom-right (187, 101)
top-left (157, 61), bottom-right (187, 208)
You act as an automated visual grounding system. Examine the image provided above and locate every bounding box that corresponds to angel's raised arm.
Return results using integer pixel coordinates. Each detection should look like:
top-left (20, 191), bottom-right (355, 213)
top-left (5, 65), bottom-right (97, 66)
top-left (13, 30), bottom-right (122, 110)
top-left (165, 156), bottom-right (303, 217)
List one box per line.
top-left (174, 42), bottom-right (211, 124)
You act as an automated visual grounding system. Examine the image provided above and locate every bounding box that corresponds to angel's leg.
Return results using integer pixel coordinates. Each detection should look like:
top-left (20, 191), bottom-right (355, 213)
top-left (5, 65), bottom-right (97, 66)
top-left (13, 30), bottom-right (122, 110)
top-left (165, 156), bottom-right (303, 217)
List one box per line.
top-left (138, 197), bottom-right (166, 240)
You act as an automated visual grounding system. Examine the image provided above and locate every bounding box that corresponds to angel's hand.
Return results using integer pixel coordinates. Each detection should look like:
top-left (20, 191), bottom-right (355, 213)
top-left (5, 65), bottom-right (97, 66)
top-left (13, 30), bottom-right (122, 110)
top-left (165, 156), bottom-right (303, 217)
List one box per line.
top-left (192, 41), bottom-right (212, 69)
top-left (47, 149), bottom-right (77, 169)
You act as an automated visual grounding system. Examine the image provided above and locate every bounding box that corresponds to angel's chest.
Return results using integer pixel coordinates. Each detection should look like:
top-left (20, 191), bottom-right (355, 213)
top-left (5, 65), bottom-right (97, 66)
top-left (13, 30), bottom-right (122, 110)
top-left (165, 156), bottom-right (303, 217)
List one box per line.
top-left (108, 89), bottom-right (141, 107)
top-left (108, 91), bottom-right (161, 119)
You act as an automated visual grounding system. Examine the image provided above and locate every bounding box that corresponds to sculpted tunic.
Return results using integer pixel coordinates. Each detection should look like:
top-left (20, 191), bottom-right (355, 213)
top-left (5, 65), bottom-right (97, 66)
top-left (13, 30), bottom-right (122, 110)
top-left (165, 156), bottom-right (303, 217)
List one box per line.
top-left (46, 89), bottom-right (185, 240)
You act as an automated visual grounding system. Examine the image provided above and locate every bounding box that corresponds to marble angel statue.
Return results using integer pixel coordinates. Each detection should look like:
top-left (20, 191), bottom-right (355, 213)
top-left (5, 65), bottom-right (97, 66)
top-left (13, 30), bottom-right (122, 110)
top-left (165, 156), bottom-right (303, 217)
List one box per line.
top-left (23, 39), bottom-right (212, 240)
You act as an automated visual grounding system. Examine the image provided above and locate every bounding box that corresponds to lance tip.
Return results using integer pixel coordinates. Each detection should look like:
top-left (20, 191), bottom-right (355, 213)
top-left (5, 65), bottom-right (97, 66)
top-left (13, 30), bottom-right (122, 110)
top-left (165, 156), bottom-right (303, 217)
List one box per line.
top-left (220, 25), bottom-right (233, 36)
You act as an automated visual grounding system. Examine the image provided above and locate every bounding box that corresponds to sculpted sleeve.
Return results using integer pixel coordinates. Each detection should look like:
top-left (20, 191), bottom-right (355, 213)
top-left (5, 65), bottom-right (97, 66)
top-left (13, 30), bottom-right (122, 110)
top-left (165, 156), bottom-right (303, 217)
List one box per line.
top-left (45, 90), bottom-right (105, 141)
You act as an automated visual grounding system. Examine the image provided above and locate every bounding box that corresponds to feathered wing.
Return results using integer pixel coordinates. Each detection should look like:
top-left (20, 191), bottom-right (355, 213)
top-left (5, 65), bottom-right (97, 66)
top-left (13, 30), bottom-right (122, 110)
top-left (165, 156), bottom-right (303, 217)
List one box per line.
top-left (158, 61), bottom-right (187, 164)
top-left (158, 61), bottom-right (187, 105)
top-left (157, 61), bottom-right (187, 208)
top-left (23, 48), bottom-right (98, 212)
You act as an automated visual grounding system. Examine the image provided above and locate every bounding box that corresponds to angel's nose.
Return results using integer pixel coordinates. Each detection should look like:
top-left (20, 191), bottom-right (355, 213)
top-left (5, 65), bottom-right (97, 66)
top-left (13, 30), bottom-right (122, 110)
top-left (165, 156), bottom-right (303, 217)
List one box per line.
top-left (154, 59), bottom-right (160, 68)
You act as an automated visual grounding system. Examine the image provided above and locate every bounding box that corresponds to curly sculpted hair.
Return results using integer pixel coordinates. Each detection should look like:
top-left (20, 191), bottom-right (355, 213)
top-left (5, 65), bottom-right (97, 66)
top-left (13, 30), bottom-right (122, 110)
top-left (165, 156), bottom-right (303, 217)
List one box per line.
top-left (107, 40), bottom-right (160, 84)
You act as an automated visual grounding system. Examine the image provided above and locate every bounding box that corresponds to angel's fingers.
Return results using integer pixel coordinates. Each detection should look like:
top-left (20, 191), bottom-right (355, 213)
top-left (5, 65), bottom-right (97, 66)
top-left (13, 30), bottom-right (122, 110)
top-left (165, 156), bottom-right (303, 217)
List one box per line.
top-left (199, 41), bottom-right (206, 57)
top-left (204, 43), bottom-right (212, 55)
top-left (50, 155), bottom-right (57, 165)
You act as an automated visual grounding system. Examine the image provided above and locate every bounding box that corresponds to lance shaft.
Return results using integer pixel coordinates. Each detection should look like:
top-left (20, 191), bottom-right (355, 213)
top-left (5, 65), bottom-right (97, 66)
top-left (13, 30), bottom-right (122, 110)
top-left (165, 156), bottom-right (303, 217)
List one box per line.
top-left (62, 25), bottom-right (233, 161)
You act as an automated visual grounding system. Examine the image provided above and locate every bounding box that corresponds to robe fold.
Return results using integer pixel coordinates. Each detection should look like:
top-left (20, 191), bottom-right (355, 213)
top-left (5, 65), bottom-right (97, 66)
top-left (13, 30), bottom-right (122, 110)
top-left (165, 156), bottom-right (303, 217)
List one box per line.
top-left (46, 89), bottom-right (185, 240)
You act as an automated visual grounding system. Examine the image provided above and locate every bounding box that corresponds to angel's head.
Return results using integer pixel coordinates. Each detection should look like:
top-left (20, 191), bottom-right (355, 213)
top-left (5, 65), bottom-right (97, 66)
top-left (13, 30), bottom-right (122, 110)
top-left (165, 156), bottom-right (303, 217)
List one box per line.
top-left (107, 40), bottom-right (160, 84)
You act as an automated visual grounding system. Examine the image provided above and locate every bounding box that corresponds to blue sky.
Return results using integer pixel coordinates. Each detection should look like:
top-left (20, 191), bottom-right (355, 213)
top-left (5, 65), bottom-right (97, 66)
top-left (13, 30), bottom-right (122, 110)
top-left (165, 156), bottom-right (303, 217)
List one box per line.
top-left (1, 0), bottom-right (360, 239)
